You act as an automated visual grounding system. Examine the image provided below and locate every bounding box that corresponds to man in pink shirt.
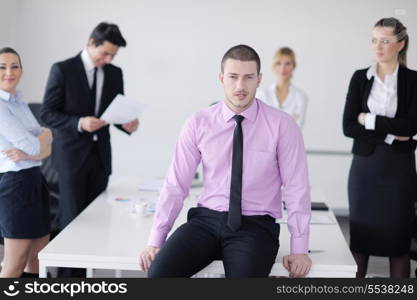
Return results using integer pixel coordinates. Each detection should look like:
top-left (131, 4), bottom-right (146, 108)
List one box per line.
top-left (140, 45), bottom-right (312, 277)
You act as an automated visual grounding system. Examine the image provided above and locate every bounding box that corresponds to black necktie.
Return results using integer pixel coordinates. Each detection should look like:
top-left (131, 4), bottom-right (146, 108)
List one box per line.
top-left (91, 67), bottom-right (97, 115)
top-left (228, 115), bottom-right (244, 231)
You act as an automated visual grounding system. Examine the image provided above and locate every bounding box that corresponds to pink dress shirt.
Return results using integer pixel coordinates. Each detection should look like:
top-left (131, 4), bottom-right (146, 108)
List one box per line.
top-left (148, 99), bottom-right (311, 254)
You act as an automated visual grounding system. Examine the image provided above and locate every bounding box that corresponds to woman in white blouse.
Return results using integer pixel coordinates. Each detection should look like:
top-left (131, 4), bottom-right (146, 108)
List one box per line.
top-left (343, 18), bottom-right (416, 278)
top-left (256, 47), bottom-right (308, 128)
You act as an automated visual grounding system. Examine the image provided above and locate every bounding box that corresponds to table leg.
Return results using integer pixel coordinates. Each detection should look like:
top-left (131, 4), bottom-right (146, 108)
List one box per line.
top-left (39, 262), bottom-right (47, 278)
top-left (86, 268), bottom-right (94, 278)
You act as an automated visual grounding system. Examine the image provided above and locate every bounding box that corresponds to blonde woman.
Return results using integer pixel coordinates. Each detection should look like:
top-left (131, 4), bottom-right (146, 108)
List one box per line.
top-left (256, 47), bottom-right (308, 128)
top-left (0, 47), bottom-right (52, 277)
top-left (343, 18), bottom-right (416, 278)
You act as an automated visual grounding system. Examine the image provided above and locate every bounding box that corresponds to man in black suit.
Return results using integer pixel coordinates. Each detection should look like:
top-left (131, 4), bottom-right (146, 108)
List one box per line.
top-left (41, 22), bottom-right (139, 233)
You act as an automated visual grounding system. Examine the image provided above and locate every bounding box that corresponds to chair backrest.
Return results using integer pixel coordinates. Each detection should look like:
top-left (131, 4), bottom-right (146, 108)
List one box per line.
top-left (28, 102), bottom-right (61, 236)
top-left (27, 103), bottom-right (59, 189)
top-left (28, 103), bottom-right (46, 126)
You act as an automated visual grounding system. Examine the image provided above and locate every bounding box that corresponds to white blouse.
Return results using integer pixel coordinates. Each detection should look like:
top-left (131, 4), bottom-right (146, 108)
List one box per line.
top-left (364, 63), bottom-right (399, 144)
top-left (256, 83), bottom-right (308, 128)
top-left (0, 89), bottom-right (42, 173)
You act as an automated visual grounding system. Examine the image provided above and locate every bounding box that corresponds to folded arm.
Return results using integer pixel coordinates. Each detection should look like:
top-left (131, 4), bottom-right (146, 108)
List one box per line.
top-left (2, 128), bottom-right (53, 161)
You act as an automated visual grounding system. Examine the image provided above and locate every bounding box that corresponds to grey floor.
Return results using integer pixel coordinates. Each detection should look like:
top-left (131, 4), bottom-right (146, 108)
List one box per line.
top-left (1, 216), bottom-right (416, 277)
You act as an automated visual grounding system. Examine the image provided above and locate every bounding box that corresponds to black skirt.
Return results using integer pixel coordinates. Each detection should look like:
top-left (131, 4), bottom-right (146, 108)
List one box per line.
top-left (348, 144), bottom-right (416, 256)
top-left (0, 167), bottom-right (51, 239)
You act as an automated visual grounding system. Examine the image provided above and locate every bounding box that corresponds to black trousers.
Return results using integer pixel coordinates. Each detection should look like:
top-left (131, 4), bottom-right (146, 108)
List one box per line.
top-left (148, 207), bottom-right (280, 278)
top-left (57, 143), bottom-right (108, 278)
top-left (57, 142), bottom-right (109, 230)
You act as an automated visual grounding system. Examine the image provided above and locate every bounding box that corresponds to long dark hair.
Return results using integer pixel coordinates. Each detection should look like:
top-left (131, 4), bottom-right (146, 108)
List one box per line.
top-left (375, 18), bottom-right (408, 66)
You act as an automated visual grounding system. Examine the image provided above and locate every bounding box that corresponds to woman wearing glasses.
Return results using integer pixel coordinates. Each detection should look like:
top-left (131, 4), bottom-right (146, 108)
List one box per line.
top-left (343, 18), bottom-right (417, 278)
top-left (0, 47), bottom-right (52, 277)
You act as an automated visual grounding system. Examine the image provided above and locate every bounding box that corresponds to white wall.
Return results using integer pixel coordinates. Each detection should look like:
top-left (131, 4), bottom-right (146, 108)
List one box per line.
top-left (8, 0), bottom-right (417, 211)
top-left (0, 0), bottom-right (17, 46)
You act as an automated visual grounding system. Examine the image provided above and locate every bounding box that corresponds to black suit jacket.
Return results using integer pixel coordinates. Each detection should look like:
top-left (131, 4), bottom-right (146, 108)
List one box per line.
top-left (40, 53), bottom-right (126, 175)
top-left (343, 65), bottom-right (417, 155)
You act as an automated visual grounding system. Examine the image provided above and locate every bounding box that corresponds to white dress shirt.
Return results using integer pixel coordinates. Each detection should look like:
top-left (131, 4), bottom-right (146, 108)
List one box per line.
top-left (0, 89), bottom-right (42, 173)
top-left (81, 49), bottom-right (103, 114)
top-left (78, 49), bottom-right (104, 140)
top-left (256, 83), bottom-right (308, 128)
top-left (364, 63), bottom-right (399, 144)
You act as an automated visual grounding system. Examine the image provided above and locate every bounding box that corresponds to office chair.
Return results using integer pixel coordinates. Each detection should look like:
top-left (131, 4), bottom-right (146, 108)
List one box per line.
top-left (28, 103), bottom-right (61, 239)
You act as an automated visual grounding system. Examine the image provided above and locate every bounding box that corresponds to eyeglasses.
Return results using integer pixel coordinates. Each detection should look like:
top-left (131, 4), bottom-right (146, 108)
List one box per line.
top-left (371, 38), bottom-right (397, 45)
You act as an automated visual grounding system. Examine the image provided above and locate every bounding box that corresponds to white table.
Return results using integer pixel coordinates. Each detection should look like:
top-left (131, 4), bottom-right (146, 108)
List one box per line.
top-left (39, 177), bottom-right (357, 278)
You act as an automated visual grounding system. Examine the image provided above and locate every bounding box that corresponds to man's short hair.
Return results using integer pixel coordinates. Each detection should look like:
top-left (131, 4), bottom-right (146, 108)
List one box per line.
top-left (221, 44), bottom-right (261, 74)
top-left (89, 22), bottom-right (127, 47)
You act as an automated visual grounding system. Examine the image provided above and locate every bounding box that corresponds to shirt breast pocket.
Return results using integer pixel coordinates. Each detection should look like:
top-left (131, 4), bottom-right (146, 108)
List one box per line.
top-left (243, 149), bottom-right (277, 185)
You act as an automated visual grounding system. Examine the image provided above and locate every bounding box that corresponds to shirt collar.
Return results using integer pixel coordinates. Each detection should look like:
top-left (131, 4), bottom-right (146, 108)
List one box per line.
top-left (0, 89), bottom-right (22, 103)
top-left (221, 98), bottom-right (258, 123)
top-left (81, 48), bottom-right (96, 72)
top-left (366, 63), bottom-right (399, 80)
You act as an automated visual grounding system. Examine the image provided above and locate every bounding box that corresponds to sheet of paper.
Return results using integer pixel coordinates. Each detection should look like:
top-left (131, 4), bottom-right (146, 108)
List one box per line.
top-left (100, 94), bottom-right (147, 124)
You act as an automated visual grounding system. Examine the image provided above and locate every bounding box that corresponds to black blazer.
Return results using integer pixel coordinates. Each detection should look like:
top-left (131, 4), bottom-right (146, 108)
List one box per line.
top-left (40, 53), bottom-right (127, 174)
top-left (343, 65), bottom-right (417, 156)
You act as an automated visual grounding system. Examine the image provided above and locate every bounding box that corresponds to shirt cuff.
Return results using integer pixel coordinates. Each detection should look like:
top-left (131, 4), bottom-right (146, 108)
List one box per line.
top-left (364, 113), bottom-right (376, 130)
top-left (413, 134), bottom-right (417, 141)
top-left (77, 117), bottom-right (84, 132)
top-left (384, 134), bottom-right (396, 145)
top-left (290, 235), bottom-right (309, 254)
top-left (147, 229), bottom-right (168, 248)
